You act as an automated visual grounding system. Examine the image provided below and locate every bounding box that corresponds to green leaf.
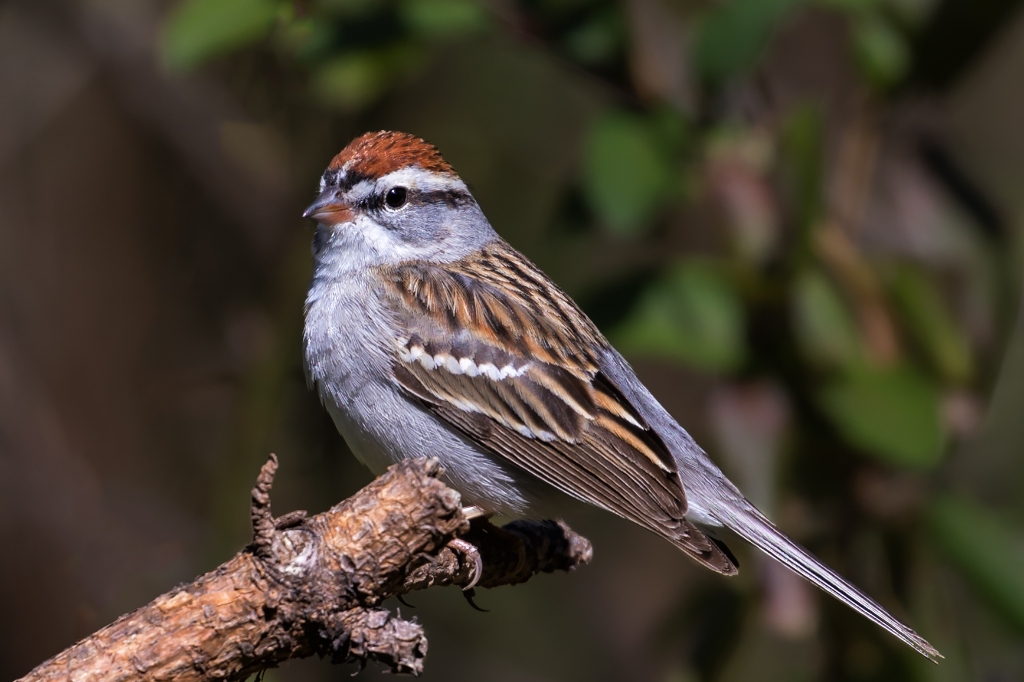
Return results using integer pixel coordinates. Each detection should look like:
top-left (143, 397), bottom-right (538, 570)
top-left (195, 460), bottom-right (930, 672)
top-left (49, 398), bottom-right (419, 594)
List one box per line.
top-left (614, 260), bottom-right (746, 373)
top-left (312, 53), bottom-right (390, 111)
top-left (818, 366), bottom-right (945, 468)
top-left (399, 0), bottom-right (488, 38)
top-left (651, 107), bottom-right (691, 155)
top-left (583, 112), bottom-right (675, 237)
top-left (276, 16), bottom-right (334, 63)
top-left (780, 106), bottom-right (824, 232)
top-left (562, 10), bottom-right (622, 66)
top-left (162, 0), bottom-right (280, 72)
top-left (695, 0), bottom-right (802, 83)
top-left (791, 269), bottom-right (861, 368)
top-left (930, 495), bottom-right (1024, 632)
top-left (317, 0), bottom-right (379, 15)
top-left (890, 266), bottom-right (973, 384)
top-left (853, 14), bottom-right (910, 89)
top-left (812, 0), bottom-right (876, 10)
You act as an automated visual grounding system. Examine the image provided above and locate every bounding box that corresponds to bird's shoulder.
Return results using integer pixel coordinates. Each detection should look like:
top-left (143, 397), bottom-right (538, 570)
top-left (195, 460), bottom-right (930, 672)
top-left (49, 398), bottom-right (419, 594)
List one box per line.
top-left (373, 240), bottom-right (606, 378)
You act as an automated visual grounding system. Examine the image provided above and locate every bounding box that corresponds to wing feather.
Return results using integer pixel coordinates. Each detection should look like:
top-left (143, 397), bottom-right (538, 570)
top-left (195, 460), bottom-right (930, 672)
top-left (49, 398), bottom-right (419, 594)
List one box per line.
top-left (377, 241), bottom-right (737, 574)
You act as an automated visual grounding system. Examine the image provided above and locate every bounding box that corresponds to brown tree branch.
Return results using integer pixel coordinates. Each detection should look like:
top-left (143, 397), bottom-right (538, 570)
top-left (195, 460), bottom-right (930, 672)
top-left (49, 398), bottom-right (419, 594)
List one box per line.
top-left (17, 456), bottom-right (592, 681)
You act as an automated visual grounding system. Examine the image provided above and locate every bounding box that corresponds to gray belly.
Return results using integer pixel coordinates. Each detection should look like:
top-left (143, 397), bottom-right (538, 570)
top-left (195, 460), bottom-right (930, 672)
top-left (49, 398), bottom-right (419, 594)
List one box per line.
top-left (323, 379), bottom-right (542, 516)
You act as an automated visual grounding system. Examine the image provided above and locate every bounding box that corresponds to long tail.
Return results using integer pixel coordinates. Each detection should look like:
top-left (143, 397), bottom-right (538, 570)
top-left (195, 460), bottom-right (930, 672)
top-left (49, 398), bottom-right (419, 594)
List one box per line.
top-left (596, 348), bottom-right (942, 661)
top-left (710, 501), bottom-right (942, 662)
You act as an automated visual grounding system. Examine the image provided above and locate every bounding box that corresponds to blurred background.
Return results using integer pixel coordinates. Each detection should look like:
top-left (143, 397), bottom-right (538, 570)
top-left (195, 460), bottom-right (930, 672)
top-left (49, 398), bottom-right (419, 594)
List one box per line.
top-left (2, 0), bottom-right (1024, 679)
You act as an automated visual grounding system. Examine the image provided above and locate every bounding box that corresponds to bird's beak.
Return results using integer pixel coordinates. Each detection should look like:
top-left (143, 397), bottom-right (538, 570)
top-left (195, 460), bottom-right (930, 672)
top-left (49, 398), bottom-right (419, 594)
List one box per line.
top-left (302, 189), bottom-right (354, 224)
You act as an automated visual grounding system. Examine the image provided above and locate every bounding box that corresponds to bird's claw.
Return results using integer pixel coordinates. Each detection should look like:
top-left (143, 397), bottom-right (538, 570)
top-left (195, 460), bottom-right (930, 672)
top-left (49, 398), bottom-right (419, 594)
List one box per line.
top-left (462, 587), bottom-right (488, 612)
top-left (448, 537), bottom-right (484, 591)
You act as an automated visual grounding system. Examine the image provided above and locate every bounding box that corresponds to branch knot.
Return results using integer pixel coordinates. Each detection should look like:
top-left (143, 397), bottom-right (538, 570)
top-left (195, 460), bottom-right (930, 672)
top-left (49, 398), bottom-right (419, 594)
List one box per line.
top-left (250, 453), bottom-right (279, 560)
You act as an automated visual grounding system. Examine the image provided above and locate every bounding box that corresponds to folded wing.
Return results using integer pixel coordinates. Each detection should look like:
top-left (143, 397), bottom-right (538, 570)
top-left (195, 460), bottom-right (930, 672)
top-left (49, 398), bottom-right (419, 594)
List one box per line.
top-left (377, 242), bottom-right (736, 574)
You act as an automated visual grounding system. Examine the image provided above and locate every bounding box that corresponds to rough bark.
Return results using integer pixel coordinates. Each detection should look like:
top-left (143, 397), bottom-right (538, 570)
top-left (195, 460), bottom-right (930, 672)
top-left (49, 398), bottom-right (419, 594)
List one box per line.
top-left (18, 456), bottom-right (592, 681)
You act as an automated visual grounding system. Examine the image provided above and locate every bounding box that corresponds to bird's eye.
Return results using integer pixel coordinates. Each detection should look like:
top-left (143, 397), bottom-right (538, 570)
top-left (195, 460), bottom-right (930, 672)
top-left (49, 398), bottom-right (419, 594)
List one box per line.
top-left (384, 187), bottom-right (407, 209)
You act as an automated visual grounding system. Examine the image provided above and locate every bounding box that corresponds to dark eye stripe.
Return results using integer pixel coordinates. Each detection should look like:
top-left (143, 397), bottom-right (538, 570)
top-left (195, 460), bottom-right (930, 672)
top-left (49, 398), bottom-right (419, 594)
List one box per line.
top-left (416, 188), bottom-right (474, 207)
top-left (337, 183), bottom-right (478, 217)
top-left (363, 187), bottom-right (474, 212)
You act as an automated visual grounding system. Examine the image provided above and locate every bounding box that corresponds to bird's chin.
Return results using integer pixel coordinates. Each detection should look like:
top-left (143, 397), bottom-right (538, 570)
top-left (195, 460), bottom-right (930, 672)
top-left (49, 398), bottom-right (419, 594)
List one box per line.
top-left (323, 220), bottom-right (355, 232)
top-left (311, 220), bottom-right (391, 271)
top-left (313, 217), bottom-right (355, 243)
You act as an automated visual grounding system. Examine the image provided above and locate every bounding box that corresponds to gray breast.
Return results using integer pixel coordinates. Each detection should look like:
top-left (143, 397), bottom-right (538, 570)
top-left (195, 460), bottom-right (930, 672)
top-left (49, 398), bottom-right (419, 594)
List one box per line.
top-left (303, 273), bottom-right (391, 399)
top-left (302, 272), bottom-right (544, 517)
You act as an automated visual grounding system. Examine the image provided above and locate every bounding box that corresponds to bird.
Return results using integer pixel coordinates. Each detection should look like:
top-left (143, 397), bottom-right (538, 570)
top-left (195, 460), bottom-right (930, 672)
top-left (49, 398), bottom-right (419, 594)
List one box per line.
top-left (301, 130), bottom-right (941, 662)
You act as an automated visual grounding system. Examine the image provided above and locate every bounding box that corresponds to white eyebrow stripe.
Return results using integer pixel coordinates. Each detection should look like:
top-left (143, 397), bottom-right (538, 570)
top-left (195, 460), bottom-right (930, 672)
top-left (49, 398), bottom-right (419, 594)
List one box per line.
top-left (375, 167), bottom-right (468, 194)
top-left (344, 179), bottom-right (375, 203)
top-left (322, 167), bottom-right (465, 209)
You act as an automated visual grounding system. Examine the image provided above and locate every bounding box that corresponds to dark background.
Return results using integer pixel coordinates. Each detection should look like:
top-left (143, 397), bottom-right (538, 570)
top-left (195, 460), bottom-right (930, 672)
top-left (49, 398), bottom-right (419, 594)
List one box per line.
top-left (2, 0), bottom-right (1024, 679)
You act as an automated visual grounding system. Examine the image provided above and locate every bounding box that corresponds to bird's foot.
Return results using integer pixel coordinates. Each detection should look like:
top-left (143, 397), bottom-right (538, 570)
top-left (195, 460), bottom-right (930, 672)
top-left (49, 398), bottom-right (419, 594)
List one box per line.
top-left (447, 537), bottom-right (484, 591)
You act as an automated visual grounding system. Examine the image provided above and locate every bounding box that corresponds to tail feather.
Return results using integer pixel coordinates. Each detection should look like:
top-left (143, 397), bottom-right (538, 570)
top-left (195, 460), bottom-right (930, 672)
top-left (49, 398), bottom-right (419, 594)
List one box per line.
top-left (712, 503), bottom-right (942, 662)
top-left (594, 347), bottom-right (942, 661)
top-left (666, 519), bottom-right (739, 576)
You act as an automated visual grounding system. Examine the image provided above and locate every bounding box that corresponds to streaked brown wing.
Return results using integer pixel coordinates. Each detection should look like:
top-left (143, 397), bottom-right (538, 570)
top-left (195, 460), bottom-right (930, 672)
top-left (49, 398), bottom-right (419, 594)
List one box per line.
top-left (377, 241), bottom-right (736, 574)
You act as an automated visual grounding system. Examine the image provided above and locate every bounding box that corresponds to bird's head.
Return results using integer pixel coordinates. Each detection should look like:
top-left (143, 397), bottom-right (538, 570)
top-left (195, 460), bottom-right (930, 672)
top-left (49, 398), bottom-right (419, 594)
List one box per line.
top-left (303, 131), bottom-right (494, 268)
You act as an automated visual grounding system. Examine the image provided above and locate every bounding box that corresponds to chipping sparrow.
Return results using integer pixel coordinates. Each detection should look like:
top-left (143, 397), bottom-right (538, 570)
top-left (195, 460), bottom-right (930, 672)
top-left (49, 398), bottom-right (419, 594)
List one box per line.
top-left (302, 131), bottom-right (940, 661)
